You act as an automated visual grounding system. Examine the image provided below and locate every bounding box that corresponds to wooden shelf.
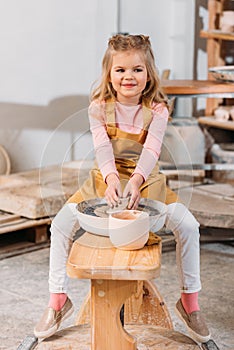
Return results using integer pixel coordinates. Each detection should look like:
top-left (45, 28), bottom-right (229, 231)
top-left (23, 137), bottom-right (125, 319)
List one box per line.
top-left (161, 79), bottom-right (234, 97)
top-left (200, 30), bottom-right (234, 41)
top-left (200, 0), bottom-right (234, 115)
top-left (198, 116), bottom-right (234, 131)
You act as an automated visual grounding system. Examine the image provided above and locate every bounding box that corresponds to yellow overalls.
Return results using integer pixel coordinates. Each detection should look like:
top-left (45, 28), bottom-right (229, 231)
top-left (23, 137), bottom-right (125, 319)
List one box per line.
top-left (67, 101), bottom-right (178, 205)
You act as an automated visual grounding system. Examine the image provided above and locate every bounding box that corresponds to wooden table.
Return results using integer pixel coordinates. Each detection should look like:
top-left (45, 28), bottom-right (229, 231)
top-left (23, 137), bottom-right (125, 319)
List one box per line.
top-left (198, 116), bottom-right (234, 131)
top-left (37, 232), bottom-right (199, 350)
top-left (161, 79), bottom-right (234, 126)
top-left (67, 234), bottom-right (162, 350)
top-left (161, 79), bottom-right (234, 98)
top-left (36, 233), bottom-right (200, 350)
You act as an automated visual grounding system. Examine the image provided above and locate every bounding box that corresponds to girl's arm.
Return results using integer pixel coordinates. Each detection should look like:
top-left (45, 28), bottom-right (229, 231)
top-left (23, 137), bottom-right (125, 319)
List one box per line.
top-left (89, 101), bottom-right (122, 206)
top-left (132, 104), bottom-right (169, 181)
top-left (124, 104), bottom-right (169, 209)
top-left (123, 173), bottom-right (144, 209)
top-left (105, 173), bottom-right (122, 207)
top-left (88, 101), bottom-right (119, 180)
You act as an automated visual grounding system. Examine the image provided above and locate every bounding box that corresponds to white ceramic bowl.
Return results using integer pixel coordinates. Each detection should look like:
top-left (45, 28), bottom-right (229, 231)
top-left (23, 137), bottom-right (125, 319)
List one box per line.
top-left (109, 210), bottom-right (149, 250)
top-left (76, 210), bottom-right (109, 236)
top-left (209, 65), bottom-right (234, 83)
top-left (112, 232), bottom-right (149, 250)
top-left (214, 106), bottom-right (230, 121)
top-left (220, 11), bottom-right (234, 33)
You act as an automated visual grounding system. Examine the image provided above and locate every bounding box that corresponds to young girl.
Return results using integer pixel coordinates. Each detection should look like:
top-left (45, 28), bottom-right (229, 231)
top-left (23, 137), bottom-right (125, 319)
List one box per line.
top-left (34, 34), bottom-right (210, 343)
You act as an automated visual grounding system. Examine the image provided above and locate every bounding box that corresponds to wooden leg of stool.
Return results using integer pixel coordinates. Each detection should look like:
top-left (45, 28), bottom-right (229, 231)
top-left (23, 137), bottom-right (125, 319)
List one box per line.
top-left (75, 290), bottom-right (91, 325)
top-left (124, 280), bottom-right (173, 329)
top-left (76, 280), bottom-right (173, 330)
top-left (91, 279), bottom-right (137, 350)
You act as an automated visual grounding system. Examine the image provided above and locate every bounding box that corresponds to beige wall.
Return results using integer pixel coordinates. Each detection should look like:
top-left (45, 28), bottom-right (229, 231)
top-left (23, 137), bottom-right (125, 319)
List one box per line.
top-left (0, 95), bottom-right (92, 171)
top-left (0, 0), bottom-right (197, 173)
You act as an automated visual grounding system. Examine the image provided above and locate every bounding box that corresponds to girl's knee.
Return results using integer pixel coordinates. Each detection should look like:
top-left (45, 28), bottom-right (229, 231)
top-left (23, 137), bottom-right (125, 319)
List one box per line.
top-left (51, 203), bottom-right (79, 237)
top-left (165, 202), bottom-right (199, 233)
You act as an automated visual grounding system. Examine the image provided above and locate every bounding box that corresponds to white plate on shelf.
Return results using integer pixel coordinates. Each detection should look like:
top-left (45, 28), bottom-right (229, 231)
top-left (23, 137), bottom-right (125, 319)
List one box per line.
top-left (209, 65), bottom-right (234, 83)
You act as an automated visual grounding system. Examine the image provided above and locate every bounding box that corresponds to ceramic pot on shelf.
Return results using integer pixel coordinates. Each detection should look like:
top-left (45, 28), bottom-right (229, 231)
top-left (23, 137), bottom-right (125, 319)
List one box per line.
top-left (220, 11), bottom-right (234, 32)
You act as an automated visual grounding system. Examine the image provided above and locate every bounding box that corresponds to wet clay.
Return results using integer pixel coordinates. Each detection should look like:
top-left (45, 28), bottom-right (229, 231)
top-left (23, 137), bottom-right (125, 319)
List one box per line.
top-left (112, 210), bottom-right (141, 220)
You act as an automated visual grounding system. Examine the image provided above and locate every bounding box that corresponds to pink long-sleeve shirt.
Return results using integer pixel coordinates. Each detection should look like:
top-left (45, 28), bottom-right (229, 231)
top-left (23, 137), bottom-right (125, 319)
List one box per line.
top-left (88, 100), bottom-right (169, 181)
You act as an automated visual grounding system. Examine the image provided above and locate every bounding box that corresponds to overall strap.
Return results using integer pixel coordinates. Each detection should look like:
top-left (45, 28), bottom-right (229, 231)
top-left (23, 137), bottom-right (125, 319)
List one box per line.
top-left (105, 99), bottom-right (116, 126)
top-left (105, 99), bottom-right (153, 132)
top-left (105, 99), bottom-right (116, 136)
top-left (142, 100), bottom-right (153, 131)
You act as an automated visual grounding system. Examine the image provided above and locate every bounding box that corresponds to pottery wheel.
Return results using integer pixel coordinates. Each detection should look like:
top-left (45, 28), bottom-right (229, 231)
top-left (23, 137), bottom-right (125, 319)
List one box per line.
top-left (94, 205), bottom-right (109, 218)
top-left (79, 199), bottom-right (160, 218)
top-left (77, 198), bottom-right (165, 237)
top-left (94, 198), bottom-right (130, 217)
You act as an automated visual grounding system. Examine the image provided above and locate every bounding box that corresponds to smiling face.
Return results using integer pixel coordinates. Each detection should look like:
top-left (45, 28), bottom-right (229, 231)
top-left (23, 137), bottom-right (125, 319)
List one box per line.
top-left (110, 50), bottom-right (148, 105)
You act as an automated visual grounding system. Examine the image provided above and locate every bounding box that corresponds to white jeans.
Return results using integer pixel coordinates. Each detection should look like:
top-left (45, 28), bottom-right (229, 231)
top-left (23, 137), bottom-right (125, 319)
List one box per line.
top-left (49, 202), bottom-right (201, 294)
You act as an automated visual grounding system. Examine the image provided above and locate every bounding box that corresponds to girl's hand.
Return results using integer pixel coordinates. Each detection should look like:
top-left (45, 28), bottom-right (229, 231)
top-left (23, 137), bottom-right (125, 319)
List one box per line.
top-left (105, 173), bottom-right (122, 208)
top-left (123, 174), bottom-right (144, 209)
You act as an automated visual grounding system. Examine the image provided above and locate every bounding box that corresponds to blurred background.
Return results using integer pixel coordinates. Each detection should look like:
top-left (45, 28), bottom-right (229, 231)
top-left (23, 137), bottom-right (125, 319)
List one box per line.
top-left (0, 0), bottom-right (209, 172)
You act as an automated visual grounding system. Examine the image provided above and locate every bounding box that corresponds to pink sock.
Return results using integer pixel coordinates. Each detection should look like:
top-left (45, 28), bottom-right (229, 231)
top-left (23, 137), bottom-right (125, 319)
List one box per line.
top-left (48, 293), bottom-right (67, 311)
top-left (181, 292), bottom-right (200, 314)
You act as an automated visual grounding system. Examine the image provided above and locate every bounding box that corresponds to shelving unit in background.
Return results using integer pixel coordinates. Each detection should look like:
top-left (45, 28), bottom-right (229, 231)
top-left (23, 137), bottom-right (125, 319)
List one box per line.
top-left (200, 0), bottom-right (234, 116)
top-left (161, 79), bottom-right (234, 133)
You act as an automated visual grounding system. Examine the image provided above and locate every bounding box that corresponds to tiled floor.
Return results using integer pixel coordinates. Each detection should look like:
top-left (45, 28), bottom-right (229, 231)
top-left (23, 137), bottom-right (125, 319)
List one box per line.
top-left (0, 241), bottom-right (233, 349)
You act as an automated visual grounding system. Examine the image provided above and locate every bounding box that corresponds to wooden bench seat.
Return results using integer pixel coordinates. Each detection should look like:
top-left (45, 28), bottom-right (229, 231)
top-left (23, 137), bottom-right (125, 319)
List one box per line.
top-left (36, 233), bottom-right (199, 350)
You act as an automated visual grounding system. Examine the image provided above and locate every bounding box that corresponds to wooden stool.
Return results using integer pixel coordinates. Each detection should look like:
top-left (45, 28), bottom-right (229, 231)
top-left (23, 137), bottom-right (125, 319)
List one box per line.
top-left (36, 232), bottom-right (200, 350)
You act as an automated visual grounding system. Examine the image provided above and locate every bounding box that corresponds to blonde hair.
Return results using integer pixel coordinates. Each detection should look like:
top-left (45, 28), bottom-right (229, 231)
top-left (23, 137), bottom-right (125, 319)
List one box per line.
top-left (91, 34), bottom-right (169, 109)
